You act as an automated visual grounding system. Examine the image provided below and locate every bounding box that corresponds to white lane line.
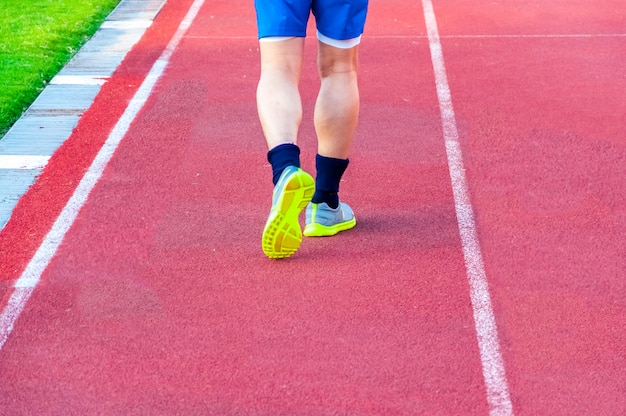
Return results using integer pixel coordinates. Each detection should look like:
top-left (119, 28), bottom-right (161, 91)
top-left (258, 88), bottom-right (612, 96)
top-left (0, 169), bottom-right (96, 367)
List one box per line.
top-left (0, 0), bottom-right (206, 351)
top-left (0, 155), bottom-right (50, 169)
top-left (50, 75), bottom-right (109, 85)
top-left (442, 33), bottom-right (626, 38)
top-left (0, 288), bottom-right (34, 350)
top-left (187, 33), bottom-right (626, 41)
top-left (101, 20), bottom-right (154, 29)
top-left (421, 0), bottom-right (514, 415)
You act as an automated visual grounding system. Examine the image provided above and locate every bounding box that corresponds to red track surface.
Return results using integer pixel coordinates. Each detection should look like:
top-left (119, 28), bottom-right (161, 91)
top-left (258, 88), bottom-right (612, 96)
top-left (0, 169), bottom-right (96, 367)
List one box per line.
top-left (0, 0), bottom-right (624, 414)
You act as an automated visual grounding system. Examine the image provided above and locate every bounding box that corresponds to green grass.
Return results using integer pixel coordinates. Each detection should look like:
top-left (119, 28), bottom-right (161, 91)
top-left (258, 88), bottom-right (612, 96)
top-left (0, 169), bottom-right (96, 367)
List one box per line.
top-left (0, 0), bottom-right (122, 137)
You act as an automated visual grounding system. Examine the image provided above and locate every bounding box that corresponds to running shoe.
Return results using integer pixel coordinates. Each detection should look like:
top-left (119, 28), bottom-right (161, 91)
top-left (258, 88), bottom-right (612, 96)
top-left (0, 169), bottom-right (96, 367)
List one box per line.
top-left (262, 166), bottom-right (315, 258)
top-left (303, 202), bottom-right (356, 237)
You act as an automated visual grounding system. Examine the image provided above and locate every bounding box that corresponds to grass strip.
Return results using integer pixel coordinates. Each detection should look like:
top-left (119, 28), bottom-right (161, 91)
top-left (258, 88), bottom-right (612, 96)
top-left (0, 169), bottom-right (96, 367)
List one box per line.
top-left (0, 0), bottom-right (122, 137)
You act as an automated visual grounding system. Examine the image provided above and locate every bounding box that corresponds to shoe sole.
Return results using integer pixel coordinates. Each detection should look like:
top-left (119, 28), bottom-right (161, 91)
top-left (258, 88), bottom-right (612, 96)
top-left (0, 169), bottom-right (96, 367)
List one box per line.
top-left (262, 170), bottom-right (315, 258)
top-left (303, 217), bottom-right (356, 237)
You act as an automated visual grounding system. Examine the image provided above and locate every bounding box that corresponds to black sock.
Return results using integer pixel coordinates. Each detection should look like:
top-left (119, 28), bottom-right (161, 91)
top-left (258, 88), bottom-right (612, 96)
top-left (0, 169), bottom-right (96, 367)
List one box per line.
top-left (312, 154), bottom-right (349, 209)
top-left (267, 143), bottom-right (301, 185)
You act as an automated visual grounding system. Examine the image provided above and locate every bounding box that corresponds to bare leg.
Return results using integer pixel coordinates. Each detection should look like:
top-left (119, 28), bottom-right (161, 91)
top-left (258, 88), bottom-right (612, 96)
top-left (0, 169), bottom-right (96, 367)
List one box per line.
top-left (314, 41), bottom-right (360, 159)
top-left (256, 38), bottom-right (306, 150)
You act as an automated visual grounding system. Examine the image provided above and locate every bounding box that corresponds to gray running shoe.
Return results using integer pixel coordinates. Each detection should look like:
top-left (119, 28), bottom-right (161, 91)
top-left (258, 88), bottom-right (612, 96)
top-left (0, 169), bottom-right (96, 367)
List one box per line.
top-left (303, 202), bottom-right (356, 237)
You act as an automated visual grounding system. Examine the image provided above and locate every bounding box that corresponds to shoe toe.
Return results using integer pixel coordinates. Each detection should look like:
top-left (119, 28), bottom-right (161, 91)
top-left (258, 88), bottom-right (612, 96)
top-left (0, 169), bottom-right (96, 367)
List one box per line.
top-left (339, 202), bottom-right (354, 221)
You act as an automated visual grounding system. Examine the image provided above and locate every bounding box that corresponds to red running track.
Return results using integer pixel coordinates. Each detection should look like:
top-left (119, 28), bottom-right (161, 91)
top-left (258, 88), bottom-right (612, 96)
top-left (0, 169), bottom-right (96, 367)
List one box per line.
top-left (0, 0), bottom-right (624, 414)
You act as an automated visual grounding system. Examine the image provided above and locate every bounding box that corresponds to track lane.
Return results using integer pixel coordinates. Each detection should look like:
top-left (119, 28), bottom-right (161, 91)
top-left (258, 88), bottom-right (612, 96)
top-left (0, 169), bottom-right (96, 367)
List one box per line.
top-left (434, 0), bottom-right (626, 414)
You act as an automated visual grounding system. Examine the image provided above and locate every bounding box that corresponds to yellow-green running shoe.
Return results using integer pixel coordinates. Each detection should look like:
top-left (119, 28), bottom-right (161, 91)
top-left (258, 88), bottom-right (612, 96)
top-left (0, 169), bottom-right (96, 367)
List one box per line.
top-left (262, 166), bottom-right (315, 258)
top-left (303, 202), bottom-right (356, 237)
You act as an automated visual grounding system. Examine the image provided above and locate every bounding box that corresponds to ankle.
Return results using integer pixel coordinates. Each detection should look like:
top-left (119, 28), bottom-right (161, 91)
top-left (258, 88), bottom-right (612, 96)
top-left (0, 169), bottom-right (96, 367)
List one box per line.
top-left (268, 143), bottom-right (301, 185)
top-left (312, 191), bottom-right (339, 209)
top-left (313, 154), bottom-right (349, 208)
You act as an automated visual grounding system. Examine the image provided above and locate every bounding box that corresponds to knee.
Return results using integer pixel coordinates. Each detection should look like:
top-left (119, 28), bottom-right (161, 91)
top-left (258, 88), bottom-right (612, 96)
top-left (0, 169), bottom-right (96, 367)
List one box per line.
top-left (318, 43), bottom-right (359, 78)
top-left (259, 39), bottom-right (305, 82)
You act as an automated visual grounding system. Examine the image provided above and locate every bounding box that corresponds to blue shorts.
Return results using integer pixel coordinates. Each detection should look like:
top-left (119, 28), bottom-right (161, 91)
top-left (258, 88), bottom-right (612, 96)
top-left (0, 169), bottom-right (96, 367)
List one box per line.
top-left (255, 0), bottom-right (368, 41)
